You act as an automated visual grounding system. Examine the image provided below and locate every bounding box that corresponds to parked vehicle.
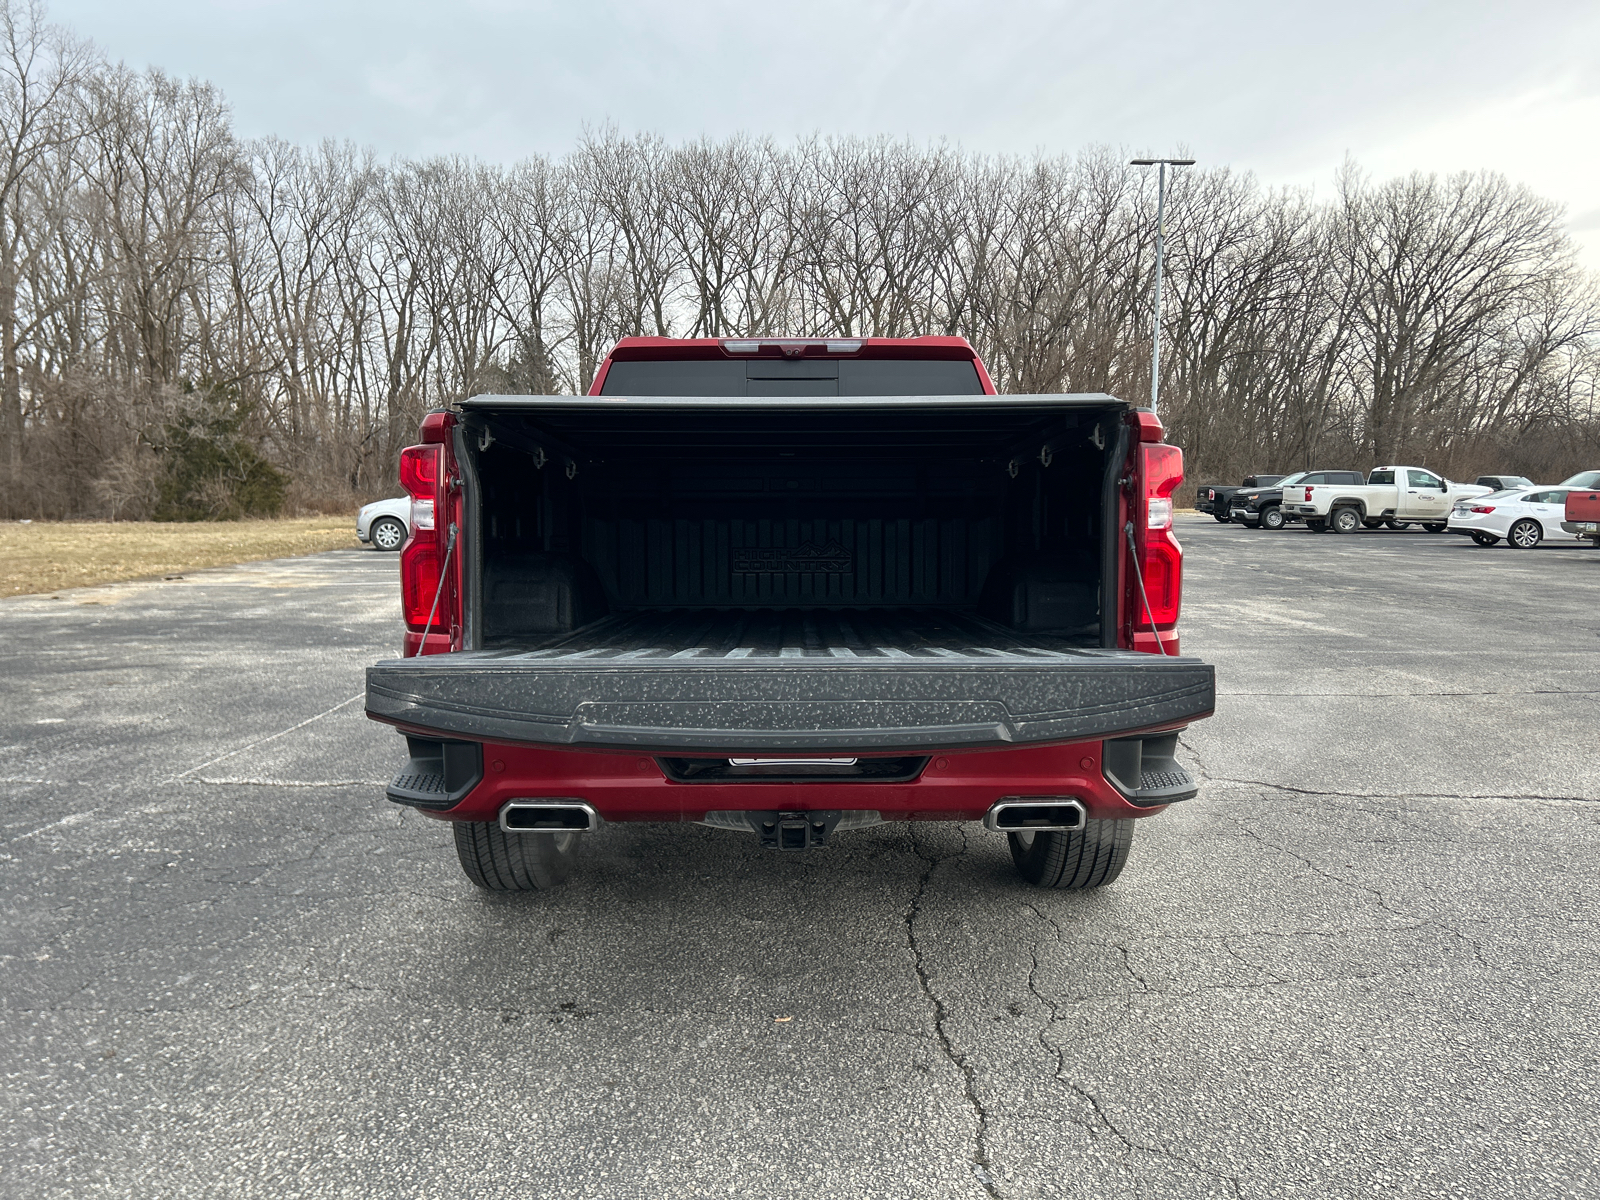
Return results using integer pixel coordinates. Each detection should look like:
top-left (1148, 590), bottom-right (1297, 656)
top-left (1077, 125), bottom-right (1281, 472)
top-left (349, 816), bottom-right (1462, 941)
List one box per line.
top-left (1284, 467), bottom-right (1491, 533)
top-left (1448, 488), bottom-right (1581, 548)
top-left (357, 498), bottom-right (411, 551)
top-left (1475, 475), bottom-right (1534, 491)
top-left (1229, 470), bottom-right (1363, 529)
top-left (1560, 470), bottom-right (1600, 547)
top-left (1196, 475), bottom-right (1284, 522)
top-left (365, 336), bottom-right (1215, 894)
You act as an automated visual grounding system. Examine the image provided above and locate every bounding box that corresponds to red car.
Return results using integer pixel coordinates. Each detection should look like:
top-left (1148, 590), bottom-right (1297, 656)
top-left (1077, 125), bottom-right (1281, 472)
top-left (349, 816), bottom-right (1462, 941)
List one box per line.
top-left (365, 337), bottom-right (1214, 892)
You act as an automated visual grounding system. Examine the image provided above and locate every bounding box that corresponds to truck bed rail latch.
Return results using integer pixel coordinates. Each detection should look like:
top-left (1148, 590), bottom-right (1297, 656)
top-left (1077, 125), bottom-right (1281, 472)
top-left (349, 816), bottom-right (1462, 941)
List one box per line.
top-left (753, 811), bottom-right (843, 851)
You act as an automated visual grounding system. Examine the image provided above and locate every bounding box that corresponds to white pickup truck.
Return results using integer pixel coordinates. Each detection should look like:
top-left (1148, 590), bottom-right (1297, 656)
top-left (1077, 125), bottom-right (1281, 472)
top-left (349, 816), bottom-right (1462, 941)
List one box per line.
top-left (1284, 467), bottom-right (1491, 534)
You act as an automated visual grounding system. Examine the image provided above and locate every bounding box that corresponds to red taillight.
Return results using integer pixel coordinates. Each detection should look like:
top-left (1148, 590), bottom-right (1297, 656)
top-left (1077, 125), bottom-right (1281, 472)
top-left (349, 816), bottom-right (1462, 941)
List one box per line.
top-left (401, 536), bottom-right (445, 627)
top-left (1131, 442), bottom-right (1183, 647)
top-left (397, 441), bottom-right (456, 651)
top-left (1304, 486), bottom-right (1313, 501)
top-left (1470, 505), bottom-right (1495, 514)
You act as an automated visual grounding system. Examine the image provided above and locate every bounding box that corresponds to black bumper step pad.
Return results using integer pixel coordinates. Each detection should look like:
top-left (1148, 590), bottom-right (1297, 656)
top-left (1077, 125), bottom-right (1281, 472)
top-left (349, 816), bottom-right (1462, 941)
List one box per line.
top-left (1102, 732), bottom-right (1199, 806)
top-left (386, 736), bottom-right (484, 810)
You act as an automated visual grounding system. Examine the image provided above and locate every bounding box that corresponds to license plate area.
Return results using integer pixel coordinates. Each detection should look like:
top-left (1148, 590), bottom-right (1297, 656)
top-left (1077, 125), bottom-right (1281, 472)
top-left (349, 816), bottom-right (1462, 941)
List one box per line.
top-left (657, 755), bottom-right (929, 783)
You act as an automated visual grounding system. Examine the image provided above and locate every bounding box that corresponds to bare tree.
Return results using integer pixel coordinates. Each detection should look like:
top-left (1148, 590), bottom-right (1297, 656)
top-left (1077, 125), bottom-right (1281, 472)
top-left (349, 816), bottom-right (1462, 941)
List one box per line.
top-left (1335, 166), bottom-right (1579, 464)
top-left (0, 0), bottom-right (95, 475)
top-left (0, 25), bottom-right (1594, 517)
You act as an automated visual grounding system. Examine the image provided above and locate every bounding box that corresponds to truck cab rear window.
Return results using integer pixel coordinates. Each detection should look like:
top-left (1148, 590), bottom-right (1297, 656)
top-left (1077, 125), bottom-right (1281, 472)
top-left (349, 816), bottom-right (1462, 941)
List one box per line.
top-left (601, 358), bottom-right (984, 396)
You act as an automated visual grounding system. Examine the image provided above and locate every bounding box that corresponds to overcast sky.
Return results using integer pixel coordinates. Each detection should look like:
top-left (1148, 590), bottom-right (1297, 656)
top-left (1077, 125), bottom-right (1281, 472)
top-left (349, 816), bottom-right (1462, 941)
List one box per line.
top-left (49, 0), bottom-right (1600, 266)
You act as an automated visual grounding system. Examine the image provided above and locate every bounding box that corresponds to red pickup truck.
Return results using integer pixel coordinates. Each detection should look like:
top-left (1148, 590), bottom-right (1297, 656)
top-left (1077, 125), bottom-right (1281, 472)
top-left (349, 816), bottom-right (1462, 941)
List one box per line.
top-left (1562, 470), bottom-right (1600, 546)
top-left (365, 337), bottom-right (1214, 892)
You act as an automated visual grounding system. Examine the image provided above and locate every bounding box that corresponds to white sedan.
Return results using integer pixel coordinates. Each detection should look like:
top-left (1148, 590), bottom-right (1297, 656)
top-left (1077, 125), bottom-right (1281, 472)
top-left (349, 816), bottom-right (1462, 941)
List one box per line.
top-left (1447, 487), bottom-right (1581, 548)
top-left (356, 497), bottom-right (411, 551)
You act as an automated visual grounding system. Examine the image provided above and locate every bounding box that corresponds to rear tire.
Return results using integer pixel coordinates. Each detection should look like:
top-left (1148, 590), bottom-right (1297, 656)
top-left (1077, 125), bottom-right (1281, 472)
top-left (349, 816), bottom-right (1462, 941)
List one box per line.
top-left (1008, 819), bottom-right (1134, 889)
top-left (1261, 506), bottom-right (1286, 531)
top-left (1507, 519), bottom-right (1542, 549)
top-left (1306, 519), bottom-right (1327, 533)
top-left (1422, 523), bottom-right (1448, 534)
top-left (1470, 532), bottom-right (1500, 547)
top-left (1213, 513), bottom-right (1231, 523)
top-left (453, 821), bottom-right (582, 891)
top-left (1362, 518), bottom-right (1384, 529)
top-left (1385, 520), bottom-right (1411, 530)
top-left (1330, 508), bottom-right (1362, 534)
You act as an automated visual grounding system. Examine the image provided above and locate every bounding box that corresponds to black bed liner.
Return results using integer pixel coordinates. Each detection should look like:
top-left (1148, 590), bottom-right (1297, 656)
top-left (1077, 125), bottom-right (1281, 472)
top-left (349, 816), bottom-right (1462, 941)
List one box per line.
top-left (366, 608), bottom-right (1214, 752)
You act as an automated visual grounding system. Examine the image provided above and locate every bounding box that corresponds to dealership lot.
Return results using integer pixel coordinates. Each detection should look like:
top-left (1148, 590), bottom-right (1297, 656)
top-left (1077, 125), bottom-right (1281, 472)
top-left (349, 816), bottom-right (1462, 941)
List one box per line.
top-left (2, 518), bottom-right (1597, 1199)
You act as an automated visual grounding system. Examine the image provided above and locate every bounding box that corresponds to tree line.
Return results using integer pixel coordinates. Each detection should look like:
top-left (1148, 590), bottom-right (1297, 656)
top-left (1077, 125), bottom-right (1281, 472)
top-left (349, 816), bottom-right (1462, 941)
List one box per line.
top-left (2, 0), bottom-right (1596, 520)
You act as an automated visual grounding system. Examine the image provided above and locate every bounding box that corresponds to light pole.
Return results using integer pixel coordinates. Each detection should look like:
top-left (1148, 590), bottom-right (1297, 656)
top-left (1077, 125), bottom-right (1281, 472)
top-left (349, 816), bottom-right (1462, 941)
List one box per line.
top-left (1129, 157), bottom-right (1194, 419)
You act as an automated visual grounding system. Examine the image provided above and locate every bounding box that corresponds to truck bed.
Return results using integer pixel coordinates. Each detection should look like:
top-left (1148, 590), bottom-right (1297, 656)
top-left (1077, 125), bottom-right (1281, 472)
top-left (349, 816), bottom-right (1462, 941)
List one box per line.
top-left (366, 607), bottom-right (1214, 752)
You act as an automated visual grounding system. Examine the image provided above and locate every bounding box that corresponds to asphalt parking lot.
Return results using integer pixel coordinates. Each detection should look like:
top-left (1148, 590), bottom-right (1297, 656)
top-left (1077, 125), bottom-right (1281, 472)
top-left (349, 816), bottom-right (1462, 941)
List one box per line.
top-left (3, 516), bottom-right (1597, 1199)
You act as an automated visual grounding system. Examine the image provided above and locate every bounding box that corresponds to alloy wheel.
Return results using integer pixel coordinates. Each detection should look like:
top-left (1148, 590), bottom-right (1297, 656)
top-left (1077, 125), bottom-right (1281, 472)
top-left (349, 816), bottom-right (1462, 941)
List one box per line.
top-left (372, 517), bottom-right (406, 551)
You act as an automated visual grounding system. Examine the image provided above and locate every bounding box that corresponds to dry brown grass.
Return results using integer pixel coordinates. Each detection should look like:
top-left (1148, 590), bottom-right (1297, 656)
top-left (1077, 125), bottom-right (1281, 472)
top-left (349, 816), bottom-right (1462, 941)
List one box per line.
top-left (0, 516), bottom-right (361, 599)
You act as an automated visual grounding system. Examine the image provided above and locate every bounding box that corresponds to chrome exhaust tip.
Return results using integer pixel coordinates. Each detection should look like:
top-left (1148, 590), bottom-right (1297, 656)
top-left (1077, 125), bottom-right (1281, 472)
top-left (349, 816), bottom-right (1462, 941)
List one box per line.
top-left (498, 800), bottom-right (601, 833)
top-left (983, 797), bottom-right (1086, 833)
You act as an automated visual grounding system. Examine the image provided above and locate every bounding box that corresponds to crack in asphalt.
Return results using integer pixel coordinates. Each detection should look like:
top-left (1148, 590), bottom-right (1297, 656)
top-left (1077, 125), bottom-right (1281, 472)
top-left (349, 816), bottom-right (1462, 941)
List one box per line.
top-left (1218, 939), bottom-right (1290, 986)
top-left (1019, 903), bottom-right (1245, 1196)
top-left (1221, 814), bottom-right (1492, 970)
top-left (1205, 777), bottom-right (1597, 804)
top-left (905, 827), bottom-right (1001, 1199)
top-left (1177, 734), bottom-right (1213, 784)
top-left (1221, 813), bottom-right (1411, 917)
top-left (1111, 943), bottom-right (1150, 993)
top-left (1068, 1081), bottom-right (1245, 1198)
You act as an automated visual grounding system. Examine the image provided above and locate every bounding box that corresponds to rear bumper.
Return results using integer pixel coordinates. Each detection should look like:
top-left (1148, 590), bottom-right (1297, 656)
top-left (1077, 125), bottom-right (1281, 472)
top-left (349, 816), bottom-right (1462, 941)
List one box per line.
top-left (366, 649), bottom-right (1215, 753)
top-left (385, 733), bottom-right (1198, 825)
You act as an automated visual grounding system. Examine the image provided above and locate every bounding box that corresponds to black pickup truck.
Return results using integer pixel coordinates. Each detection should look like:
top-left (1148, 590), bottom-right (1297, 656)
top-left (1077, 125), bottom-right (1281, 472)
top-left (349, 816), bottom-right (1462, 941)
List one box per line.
top-left (1228, 470), bottom-right (1364, 529)
top-left (1195, 476), bottom-right (1283, 522)
top-left (367, 336), bottom-right (1215, 895)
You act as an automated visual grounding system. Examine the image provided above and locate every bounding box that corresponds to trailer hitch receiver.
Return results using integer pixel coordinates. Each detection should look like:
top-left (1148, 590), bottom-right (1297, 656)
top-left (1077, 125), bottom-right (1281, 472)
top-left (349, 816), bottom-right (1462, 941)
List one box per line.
top-left (753, 810), bottom-right (843, 851)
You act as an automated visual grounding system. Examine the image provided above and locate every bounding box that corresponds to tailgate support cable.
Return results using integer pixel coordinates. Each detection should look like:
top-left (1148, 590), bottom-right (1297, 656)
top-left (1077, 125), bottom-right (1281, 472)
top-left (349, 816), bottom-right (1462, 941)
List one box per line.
top-left (412, 522), bottom-right (458, 657)
top-left (1124, 520), bottom-right (1171, 657)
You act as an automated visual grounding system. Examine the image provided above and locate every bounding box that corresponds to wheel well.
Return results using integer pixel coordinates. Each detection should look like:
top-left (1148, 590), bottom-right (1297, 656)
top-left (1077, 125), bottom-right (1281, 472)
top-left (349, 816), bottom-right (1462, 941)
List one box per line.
top-left (1330, 497), bottom-right (1367, 517)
